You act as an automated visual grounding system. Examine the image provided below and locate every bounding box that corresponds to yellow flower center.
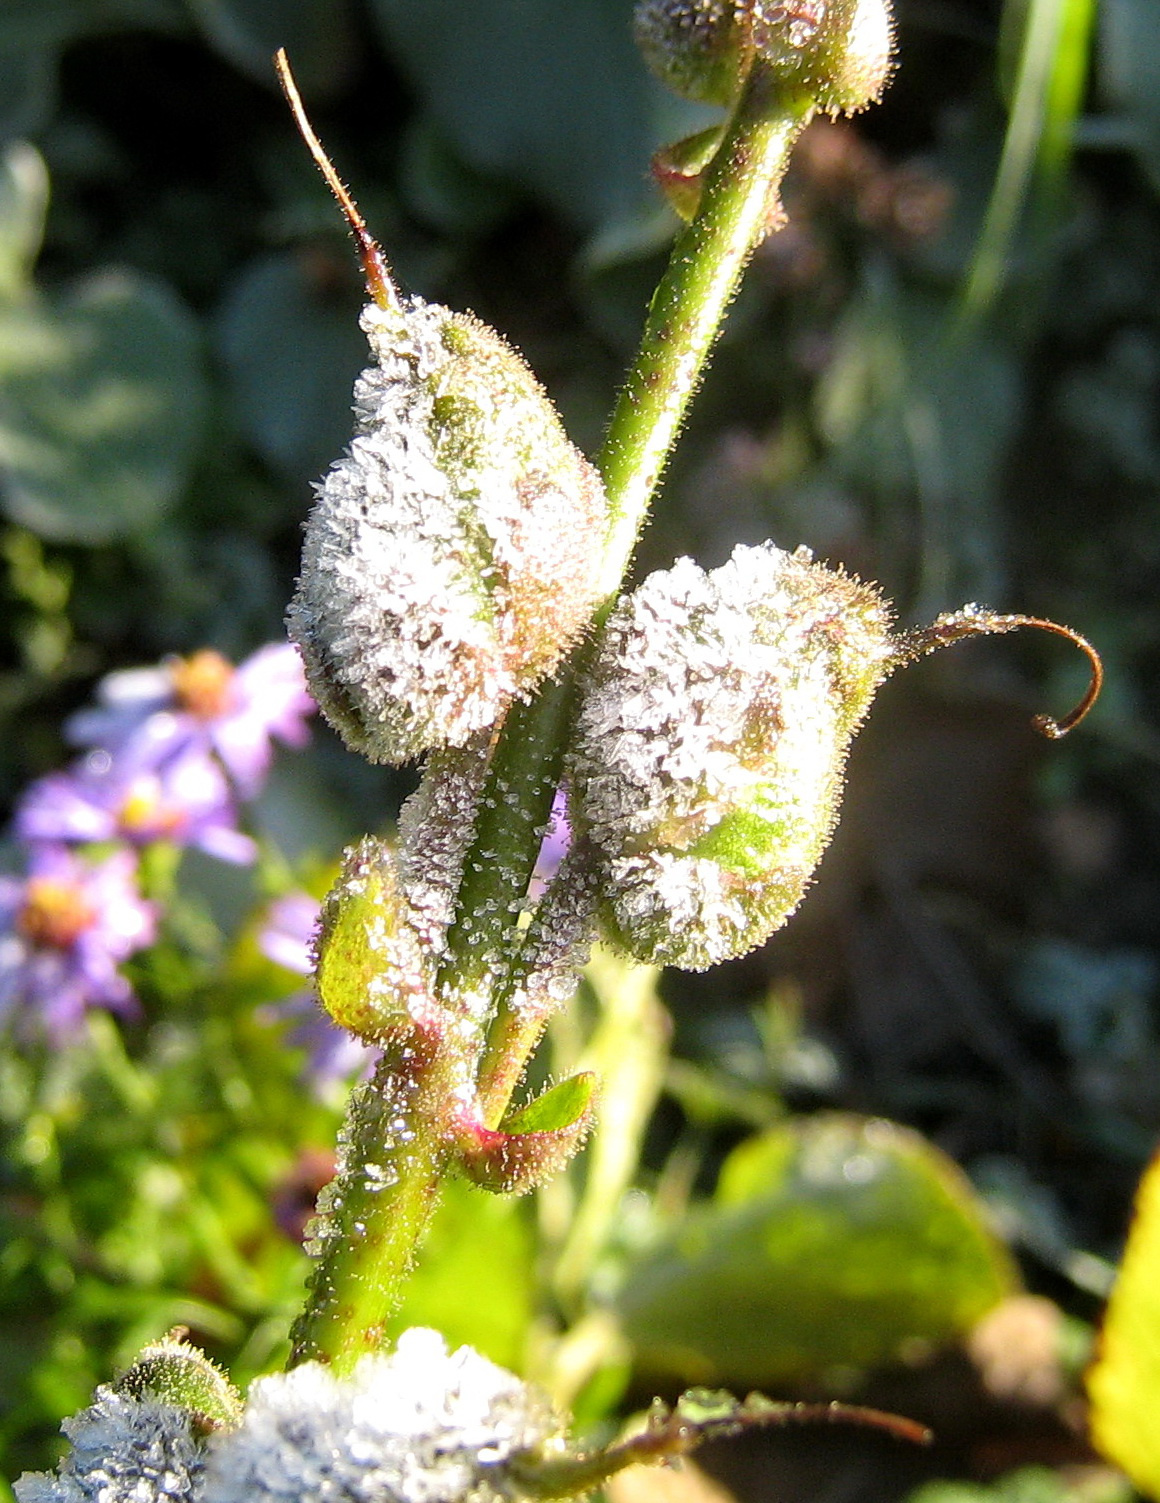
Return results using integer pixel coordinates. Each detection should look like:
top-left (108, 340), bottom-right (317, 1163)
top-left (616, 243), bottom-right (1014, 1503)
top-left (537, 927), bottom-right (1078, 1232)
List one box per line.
top-left (171, 650), bottom-right (236, 721)
top-left (118, 776), bottom-right (184, 837)
top-left (18, 878), bottom-right (97, 949)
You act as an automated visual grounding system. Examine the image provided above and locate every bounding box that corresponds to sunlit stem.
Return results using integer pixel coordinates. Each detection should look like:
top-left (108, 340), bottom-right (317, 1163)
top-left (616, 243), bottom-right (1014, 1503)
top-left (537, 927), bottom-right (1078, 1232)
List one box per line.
top-left (893, 608), bottom-right (1103, 738)
top-left (287, 1032), bottom-right (464, 1374)
top-left (440, 66), bottom-right (817, 1107)
top-left (275, 49), bottom-right (401, 316)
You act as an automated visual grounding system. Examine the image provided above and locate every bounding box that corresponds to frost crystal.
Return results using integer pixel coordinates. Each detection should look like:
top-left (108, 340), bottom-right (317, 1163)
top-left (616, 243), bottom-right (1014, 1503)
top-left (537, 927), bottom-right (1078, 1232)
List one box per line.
top-left (289, 299), bottom-right (607, 766)
top-left (202, 1330), bottom-right (560, 1503)
top-left (569, 542), bottom-right (893, 969)
top-left (16, 1333), bottom-right (562, 1503)
top-left (14, 1388), bottom-right (203, 1503)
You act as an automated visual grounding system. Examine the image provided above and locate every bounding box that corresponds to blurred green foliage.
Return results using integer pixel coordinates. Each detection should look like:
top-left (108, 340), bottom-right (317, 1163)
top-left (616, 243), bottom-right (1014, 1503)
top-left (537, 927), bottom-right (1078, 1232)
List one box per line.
top-left (1, 0), bottom-right (1159, 1499)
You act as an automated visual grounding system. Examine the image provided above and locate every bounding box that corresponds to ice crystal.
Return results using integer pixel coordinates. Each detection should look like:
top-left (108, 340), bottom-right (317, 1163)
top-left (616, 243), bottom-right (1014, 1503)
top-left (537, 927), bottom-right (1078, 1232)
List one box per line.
top-left (14, 1388), bottom-right (203, 1503)
top-left (202, 1330), bottom-right (560, 1503)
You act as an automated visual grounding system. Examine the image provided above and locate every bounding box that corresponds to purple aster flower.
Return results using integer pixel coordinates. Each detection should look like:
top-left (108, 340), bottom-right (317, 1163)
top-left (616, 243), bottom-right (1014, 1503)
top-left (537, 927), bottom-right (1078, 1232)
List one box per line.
top-left (0, 846), bottom-right (156, 1041)
top-left (258, 891), bottom-right (376, 1097)
top-left (16, 748), bottom-right (257, 865)
top-left (528, 785), bottom-right (572, 902)
top-left (67, 643), bottom-right (315, 800)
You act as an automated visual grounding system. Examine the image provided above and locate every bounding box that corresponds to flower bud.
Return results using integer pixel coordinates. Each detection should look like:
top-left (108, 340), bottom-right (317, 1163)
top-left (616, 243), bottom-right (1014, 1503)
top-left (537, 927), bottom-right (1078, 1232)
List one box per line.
top-left (277, 54), bottom-right (609, 766)
top-left (569, 544), bottom-right (1100, 971)
top-left (114, 1334), bottom-right (242, 1433)
top-left (569, 543), bottom-right (893, 970)
top-left (634, 0), bottom-right (895, 116)
top-left (634, 0), bottom-right (750, 106)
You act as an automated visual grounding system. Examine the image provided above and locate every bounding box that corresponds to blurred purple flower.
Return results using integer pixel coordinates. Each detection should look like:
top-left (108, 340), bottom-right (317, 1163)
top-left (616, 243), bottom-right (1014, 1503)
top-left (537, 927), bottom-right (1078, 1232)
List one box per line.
top-left (258, 890), bottom-right (319, 975)
top-left (16, 748), bottom-right (257, 865)
top-left (0, 846), bottom-right (156, 1040)
top-left (258, 890), bottom-right (376, 1096)
top-left (67, 643), bottom-right (315, 799)
top-left (528, 785), bottom-right (572, 902)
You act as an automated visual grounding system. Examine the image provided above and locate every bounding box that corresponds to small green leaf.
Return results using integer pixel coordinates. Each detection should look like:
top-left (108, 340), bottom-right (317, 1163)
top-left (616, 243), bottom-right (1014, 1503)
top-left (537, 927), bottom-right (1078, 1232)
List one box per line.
top-left (454, 1074), bottom-right (598, 1195)
top-left (1087, 1151), bottom-right (1160, 1499)
top-left (501, 1072), bottom-right (597, 1136)
top-left (114, 1336), bottom-right (242, 1431)
top-left (619, 1114), bottom-right (1017, 1388)
top-left (0, 270), bottom-right (206, 543)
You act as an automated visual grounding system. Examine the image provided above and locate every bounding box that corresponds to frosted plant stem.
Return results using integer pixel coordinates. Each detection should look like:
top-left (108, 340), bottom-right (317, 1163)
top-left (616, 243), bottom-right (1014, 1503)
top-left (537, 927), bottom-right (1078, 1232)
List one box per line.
top-left (453, 66), bottom-right (816, 1116)
top-left (287, 1035), bottom-right (466, 1373)
top-left (292, 67), bottom-right (817, 1369)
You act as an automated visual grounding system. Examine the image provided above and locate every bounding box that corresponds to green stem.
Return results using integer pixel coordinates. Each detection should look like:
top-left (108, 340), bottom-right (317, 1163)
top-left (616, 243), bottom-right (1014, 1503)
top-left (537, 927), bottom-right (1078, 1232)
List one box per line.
top-left (596, 70), bottom-right (814, 594)
top-left (469, 68), bottom-right (815, 1118)
top-left (287, 1035), bottom-right (464, 1373)
top-left (291, 66), bottom-right (816, 1368)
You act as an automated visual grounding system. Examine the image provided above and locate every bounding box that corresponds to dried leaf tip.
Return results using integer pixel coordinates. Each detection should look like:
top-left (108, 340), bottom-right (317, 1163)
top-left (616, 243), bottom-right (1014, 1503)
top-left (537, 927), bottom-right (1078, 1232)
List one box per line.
top-left (274, 48), bottom-right (400, 316)
top-left (894, 609), bottom-right (1103, 739)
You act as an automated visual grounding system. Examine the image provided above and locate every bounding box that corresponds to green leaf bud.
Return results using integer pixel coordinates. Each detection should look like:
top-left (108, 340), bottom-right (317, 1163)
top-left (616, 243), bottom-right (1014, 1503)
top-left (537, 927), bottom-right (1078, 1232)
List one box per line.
top-left (634, 0), bottom-right (895, 116)
top-left (453, 1072), bottom-right (598, 1194)
top-left (314, 837), bottom-right (430, 1043)
top-left (570, 543), bottom-right (893, 970)
top-left (114, 1333), bottom-right (242, 1433)
top-left (634, 0), bottom-right (750, 106)
top-left (277, 53), bottom-right (609, 766)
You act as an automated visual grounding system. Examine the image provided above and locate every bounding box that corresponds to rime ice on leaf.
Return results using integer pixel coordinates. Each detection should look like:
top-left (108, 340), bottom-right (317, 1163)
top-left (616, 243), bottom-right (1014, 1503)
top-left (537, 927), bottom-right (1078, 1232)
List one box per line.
top-left (569, 543), bottom-right (893, 969)
top-left (288, 295), bottom-right (608, 766)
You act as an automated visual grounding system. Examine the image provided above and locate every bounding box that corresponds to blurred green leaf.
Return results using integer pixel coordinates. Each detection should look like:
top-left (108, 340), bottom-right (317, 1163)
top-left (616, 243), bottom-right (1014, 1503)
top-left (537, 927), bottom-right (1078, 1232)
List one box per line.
top-left (370, 0), bottom-right (711, 239)
top-left (0, 47), bottom-right (56, 144)
top-left (816, 278), bottom-right (1020, 608)
top-left (215, 249), bottom-right (365, 485)
top-left (184, 0), bottom-right (355, 95)
top-left (906, 1467), bottom-right (1133, 1503)
top-left (0, 142), bottom-right (48, 301)
top-left (618, 1114), bottom-right (1016, 1388)
top-left (0, 270), bottom-right (207, 543)
top-left (1100, 0), bottom-right (1160, 194)
top-left (963, 0), bottom-right (1096, 320)
top-left (386, 1176), bottom-right (535, 1371)
top-left (1088, 1151), bottom-right (1160, 1500)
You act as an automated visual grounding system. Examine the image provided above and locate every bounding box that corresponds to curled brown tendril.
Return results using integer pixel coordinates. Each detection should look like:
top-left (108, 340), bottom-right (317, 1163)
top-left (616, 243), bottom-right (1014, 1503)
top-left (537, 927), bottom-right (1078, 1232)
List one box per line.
top-left (893, 608), bottom-right (1103, 739)
top-left (274, 49), bottom-right (400, 317)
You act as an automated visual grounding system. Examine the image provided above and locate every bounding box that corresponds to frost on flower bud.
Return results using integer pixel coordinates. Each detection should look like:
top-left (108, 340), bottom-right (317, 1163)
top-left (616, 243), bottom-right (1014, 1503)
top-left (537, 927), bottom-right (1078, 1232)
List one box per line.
top-left (277, 54), bottom-right (608, 765)
top-left (114, 1333), bottom-right (242, 1434)
top-left (634, 0), bottom-right (750, 106)
top-left (634, 0), bottom-right (895, 116)
top-left (569, 543), bottom-right (892, 970)
top-left (569, 544), bottom-right (1101, 971)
